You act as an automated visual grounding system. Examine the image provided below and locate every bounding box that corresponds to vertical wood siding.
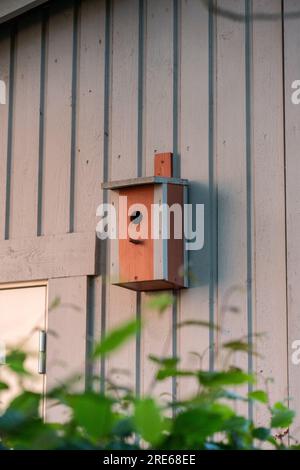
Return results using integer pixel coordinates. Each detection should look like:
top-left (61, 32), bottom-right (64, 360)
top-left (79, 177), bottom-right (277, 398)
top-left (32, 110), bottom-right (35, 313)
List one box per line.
top-left (284, 0), bottom-right (300, 437)
top-left (106, 0), bottom-right (139, 395)
top-left (10, 12), bottom-right (41, 239)
top-left (252, 0), bottom-right (288, 426)
top-left (142, 0), bottom-right (174, 402)
top-left (1, 0), bottom-right (300, 431)
top-left (179, 0), bottom-right (210, 399)
top-left (216, 0), bottom-right (249, 416)
top-left (43, 2), bottom-right (73, 235)
top-left (47, 275), bottom-right (88, 422)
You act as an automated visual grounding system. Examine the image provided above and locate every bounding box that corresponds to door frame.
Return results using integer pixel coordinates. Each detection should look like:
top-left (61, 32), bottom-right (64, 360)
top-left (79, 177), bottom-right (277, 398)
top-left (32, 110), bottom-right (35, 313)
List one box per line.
top-left (0, 280), bottom-right (48, 290)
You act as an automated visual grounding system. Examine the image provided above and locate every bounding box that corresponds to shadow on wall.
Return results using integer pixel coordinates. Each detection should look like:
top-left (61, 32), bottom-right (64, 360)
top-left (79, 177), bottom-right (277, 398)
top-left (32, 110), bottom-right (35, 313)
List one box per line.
top-left (187, 181), bottom-right (215, 289)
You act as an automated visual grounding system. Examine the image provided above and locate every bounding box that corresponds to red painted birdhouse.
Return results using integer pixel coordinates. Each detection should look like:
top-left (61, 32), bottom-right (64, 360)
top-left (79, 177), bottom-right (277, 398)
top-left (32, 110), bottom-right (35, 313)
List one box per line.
top-left (102, 153), bottom-right (188, 291)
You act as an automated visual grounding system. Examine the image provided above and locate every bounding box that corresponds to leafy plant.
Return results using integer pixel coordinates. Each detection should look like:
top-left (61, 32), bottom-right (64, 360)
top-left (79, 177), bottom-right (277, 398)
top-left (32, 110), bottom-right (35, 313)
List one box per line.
top-left (0, 294), bottom-right (298, 450)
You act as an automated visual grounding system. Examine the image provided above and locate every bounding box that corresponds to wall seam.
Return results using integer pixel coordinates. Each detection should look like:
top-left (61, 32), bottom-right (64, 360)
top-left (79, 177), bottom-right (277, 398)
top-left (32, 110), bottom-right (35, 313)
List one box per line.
top-left (245, 0), bottom-right (253, 420)
top-left (281, 0), bottom-right (290, 420)
top-left (69, 0), bottom-right (80, 233)
top-left (37, 7), bottom-right (48, 236)
top-left (85, 276), bottom-right (95, 391)
top-left (208, 0), bottom-right (217, 372)
top-left (172, 0), bottom-right (180, 407)
top-left (4, 24), bottom-right (16, 241)
top-left (135, 0), bottom-right (145, 400)
top-left (100, 0), bottom-right (112, 393)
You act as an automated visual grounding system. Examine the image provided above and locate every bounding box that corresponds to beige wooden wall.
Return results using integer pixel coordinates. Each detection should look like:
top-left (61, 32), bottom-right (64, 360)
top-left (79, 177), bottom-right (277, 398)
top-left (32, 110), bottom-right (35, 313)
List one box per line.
top-left (0, 0), bottom-right (300, 432)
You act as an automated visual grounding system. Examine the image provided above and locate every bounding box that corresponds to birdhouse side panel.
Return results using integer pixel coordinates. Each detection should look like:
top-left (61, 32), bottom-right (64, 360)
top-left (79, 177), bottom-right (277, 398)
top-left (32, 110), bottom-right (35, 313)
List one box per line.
top-left (167, 184), bottom-right (185, 288)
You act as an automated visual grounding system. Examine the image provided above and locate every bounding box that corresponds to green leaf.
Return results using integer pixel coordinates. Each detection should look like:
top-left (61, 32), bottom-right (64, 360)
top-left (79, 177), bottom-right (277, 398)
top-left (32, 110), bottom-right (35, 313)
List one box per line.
top-left (93, 319), bottom-right (141, 358)
top-left (225, 415), bottom-right (251, 433)
top-left (134, 398), bottom-right (164, 445)
top-left (271, 402), bottom-right (295, 429)
top-left (4, 420), bottom-right (61, 450)
top-left (173, 407), bottom-right (226, 443)
top-left (177, 320), bottom-right (221, 331)
top-left (248, 390), bottom-right (268, 404)
top-left (0, 392), bottom-right (41, 430)
top-left (223, 340), bottom-right (261, 358)
top-left (0, 381), bottom-right (9, 391)
top-left (223, 341), bottom-right (251, 353)
top-left (147, 293), bottom-right (174, 314)
top-left (6, 350), bottom-right (31, 376)
top-left (148, 355), bottom-right (179, 368)
top-left (49, 296), bottom-right (60, 311)
top-left (156, 369), bottom-right (195, 381)
top-left (0, 410), bottom-right (25, 432)
top-left (168, 403), bottom-right (236, 448)
top-left (210, 403), bottom-right (235, 420)
top-left (148, 356), bottom-right (192, 382)
top-left (267, 436), bottom-right (279, 447)
top-left (198, 369), bottom-right (255, 388)
top-left (112, 417), bottom-right (135, 438)
top-left (9, 391), bottom-right (41, 416)
top-left (67, 393), bottom-right (114, 440)
top-left (252, 427), bottom-right (271, 441)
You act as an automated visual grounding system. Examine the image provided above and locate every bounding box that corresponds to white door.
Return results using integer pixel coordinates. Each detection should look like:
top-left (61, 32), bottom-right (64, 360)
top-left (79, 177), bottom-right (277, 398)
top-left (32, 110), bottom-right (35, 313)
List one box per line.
top-left (0, 284), bottom-right (47, 411)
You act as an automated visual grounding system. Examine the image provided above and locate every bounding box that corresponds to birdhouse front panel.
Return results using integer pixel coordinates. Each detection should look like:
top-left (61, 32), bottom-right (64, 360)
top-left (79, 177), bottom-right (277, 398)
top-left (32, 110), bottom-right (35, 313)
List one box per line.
top-left (119, 185), bottom-right (154, 285)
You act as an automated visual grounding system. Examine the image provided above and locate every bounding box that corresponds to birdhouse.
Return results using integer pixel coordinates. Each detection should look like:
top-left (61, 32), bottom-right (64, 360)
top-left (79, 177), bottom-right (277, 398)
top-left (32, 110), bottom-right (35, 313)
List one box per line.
top-left (102, 153), bottom-right (188, 292)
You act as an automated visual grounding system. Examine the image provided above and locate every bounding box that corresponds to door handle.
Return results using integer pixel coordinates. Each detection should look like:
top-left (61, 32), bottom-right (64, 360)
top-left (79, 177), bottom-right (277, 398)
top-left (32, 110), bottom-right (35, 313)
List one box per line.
top-left (38, 330), bottom-right (46, 374)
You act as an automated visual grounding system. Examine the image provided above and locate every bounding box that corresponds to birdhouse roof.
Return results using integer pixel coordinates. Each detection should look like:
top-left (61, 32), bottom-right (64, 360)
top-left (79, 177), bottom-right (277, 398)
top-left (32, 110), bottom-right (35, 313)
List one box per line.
top-left (102, 176), bottom-right (188, 190)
